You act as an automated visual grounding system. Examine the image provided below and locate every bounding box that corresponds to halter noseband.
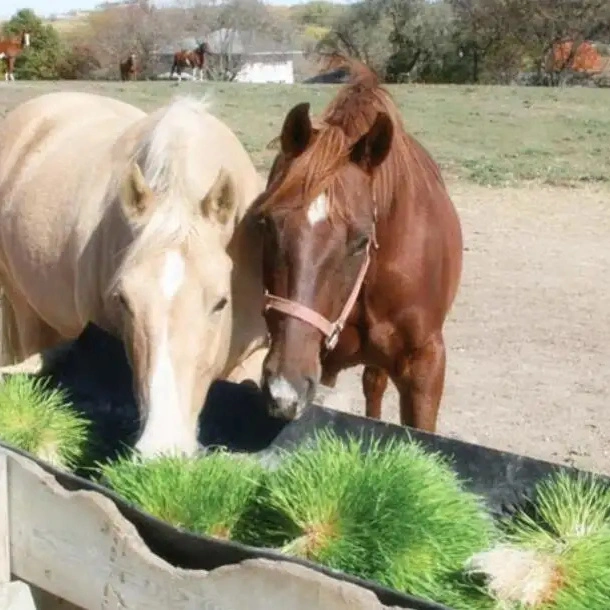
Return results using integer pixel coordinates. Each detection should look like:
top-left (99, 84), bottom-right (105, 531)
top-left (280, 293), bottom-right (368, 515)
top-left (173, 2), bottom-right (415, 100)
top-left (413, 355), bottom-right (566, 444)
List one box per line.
top-left (263, 212), bottom-right (379, 352)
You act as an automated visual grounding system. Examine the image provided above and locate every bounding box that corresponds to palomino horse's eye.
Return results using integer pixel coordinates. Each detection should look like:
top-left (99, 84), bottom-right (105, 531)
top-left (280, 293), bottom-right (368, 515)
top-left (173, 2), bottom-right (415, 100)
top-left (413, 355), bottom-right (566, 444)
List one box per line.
top-left (212, 296), bottom-right (228, 313)
top-left (114, 292), bottom-right (133, 315)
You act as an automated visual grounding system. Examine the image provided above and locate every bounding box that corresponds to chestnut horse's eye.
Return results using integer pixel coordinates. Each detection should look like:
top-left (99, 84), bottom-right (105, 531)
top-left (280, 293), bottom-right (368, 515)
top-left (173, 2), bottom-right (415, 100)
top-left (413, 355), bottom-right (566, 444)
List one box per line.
top-left (350, 234), bottom-right (370, 255)
top-left (256, 215), bottom-right (271, 233)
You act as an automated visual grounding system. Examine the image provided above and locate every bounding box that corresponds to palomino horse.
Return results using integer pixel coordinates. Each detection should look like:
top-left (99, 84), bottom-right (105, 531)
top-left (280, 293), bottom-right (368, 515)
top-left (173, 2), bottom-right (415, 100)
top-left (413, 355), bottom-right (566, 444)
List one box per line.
top-left (0, 31), bottom-right (30, 82)
top-left (120, 53), bottom-right (137, 81)
top-left (170, 42), bottom-right (211, 82)
top-left (0, 91), bottom-right (268, 457)
top-left (253, 57), bottom-right (463, 432)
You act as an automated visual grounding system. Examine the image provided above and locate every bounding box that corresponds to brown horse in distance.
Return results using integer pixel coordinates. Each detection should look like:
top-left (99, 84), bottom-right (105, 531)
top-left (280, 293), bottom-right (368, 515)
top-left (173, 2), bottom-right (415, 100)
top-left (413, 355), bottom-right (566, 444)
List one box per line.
top-left (0, 32), bottom-right (30, 82)
top-left (170, 42), bottom-right (211, 82)
top-left (119, 53), bottom-right (137, 81)
top-left (253, 56), bottom-right (463, 433)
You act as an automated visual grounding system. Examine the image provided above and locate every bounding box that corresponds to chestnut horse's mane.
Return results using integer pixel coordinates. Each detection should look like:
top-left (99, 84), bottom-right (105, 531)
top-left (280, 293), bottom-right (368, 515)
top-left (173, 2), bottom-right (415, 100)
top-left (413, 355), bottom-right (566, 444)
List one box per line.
top-left (261, 54), bottom-right (442, 221)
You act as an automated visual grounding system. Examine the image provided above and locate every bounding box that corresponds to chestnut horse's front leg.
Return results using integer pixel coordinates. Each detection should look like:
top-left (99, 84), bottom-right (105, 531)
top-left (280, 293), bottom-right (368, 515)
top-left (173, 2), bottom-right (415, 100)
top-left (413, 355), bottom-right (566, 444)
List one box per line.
top-left (362, 365), bottom-right (388, 420)
top-left (394, 332), bottom-right (447, 432)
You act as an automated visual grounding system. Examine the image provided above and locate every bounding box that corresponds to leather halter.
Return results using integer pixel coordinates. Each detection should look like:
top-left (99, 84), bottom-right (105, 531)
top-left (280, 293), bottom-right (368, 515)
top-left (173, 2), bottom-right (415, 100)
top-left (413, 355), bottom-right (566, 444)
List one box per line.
top-left (264, 213), bottom-right (379, 352)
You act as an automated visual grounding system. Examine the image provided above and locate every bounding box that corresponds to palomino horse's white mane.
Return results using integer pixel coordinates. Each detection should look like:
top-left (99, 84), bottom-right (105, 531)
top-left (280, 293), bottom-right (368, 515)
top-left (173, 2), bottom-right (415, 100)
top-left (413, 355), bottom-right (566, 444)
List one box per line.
top-left (109, 95), bottom-right (219, 293)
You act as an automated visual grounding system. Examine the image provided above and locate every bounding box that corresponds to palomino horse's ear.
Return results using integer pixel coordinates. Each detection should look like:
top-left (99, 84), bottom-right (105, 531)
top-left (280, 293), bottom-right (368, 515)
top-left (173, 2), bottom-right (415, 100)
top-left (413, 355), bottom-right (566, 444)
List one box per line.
top-left (280, 102), bottom-right (313, 157)
top-left (120, 162), bottom-right (154, 219)
top-left (201, 168), bottom-right (236, 225)
top-left (349, 112), bottom-right (394, 173)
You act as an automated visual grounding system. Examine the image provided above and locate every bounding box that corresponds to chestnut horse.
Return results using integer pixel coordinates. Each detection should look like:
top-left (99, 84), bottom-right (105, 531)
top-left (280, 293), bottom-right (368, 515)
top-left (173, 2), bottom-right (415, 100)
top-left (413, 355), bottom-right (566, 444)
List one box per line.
top-left (170, 42), bottom-right (210, 82)
top-left (0, 91), bottom-right (268, 458)
top-left (253, 57), bottom-right (463, 432)
top-left (120, 53), bottom-right (137, 81)
top-left (0, 31), bottom-right (30, 82)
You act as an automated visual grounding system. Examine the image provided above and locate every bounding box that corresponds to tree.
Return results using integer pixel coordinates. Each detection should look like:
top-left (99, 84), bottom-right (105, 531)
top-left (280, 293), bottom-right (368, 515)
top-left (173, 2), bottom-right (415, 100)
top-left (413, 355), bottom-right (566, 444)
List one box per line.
top-left (317, 0), bottom-right (393, 76)
top-left (83, 0), bottom-right (179, 79)
top-left (288, 1), bottom-right (347, 28)
top-left (448, 0), bottom-right (510, 83)
top-left (57, 43), bottom-right (101, 80)
top-left (317, 0), bottom-right (462, 83)
top-left (2, 9), bottom-right (66, 79)
top-left (500, 0), bottom-right (610, 84)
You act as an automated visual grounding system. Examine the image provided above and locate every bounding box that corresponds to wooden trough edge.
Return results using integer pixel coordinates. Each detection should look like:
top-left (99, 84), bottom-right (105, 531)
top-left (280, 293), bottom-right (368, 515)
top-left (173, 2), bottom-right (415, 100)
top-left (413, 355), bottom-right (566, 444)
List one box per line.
top-left (0, 445), bottom-right (407, 610)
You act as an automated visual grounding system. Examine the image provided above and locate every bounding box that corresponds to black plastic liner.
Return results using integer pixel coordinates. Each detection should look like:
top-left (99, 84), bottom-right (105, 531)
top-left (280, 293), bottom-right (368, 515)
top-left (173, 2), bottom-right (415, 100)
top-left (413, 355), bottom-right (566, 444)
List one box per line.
top-left (2, 323), bottom-right (608, 610)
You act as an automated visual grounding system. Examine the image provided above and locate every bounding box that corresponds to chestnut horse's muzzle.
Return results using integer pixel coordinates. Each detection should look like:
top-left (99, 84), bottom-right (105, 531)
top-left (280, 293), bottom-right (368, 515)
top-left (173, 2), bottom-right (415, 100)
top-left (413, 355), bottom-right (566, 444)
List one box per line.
top-left (261, 372), bottom-right (316, 420)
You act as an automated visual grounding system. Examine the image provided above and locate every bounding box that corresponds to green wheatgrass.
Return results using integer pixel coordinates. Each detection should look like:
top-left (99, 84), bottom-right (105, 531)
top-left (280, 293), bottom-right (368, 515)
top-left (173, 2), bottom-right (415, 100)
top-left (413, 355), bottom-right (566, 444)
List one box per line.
top-left (497, 472), bottom-right (610, 610)
top-left (0, 374), bottom-right (89, 470)
top-left (98, 450), bottom-right (265, 539)
top-left (244, 429), bottom-right (495, 602)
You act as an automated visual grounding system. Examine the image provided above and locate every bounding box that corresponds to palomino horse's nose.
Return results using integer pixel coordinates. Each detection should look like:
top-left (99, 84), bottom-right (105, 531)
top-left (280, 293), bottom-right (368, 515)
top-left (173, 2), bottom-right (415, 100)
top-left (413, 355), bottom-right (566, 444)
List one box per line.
top-left (262, 372), bottom-right (315, 420)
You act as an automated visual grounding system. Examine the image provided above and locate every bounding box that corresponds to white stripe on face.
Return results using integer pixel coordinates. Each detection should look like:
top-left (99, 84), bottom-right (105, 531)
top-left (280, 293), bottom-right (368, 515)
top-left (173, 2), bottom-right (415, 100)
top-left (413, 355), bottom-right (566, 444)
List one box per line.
top-left (135, 250), bottom-right (197, 458)
top-left (307, 192), bottom-right (328, 226)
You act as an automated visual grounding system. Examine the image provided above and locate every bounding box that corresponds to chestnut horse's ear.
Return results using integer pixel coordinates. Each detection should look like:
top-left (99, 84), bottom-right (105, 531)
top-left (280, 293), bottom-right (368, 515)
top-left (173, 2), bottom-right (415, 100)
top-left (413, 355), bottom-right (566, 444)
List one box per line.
top-left (120, 162), bottom-right (155, 220)
top-left (350, 112), bottom-right (393, 173)
top-left (201, 168), bottom-right (236, 225)
top-left (280, 102), bottom-right (313, 157)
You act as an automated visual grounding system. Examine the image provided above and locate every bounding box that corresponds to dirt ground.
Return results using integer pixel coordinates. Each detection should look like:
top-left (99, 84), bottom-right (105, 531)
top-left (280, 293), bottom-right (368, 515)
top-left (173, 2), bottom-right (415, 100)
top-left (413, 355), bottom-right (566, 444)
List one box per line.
top-left (315, 181), bottom-right (610, 476)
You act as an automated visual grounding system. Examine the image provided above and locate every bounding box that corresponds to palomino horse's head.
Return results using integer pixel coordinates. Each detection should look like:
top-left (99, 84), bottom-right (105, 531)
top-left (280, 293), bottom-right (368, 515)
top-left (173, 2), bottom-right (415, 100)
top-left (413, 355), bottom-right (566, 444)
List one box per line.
top-left (254, 99), bottom-right (394, 420)
top-left (108, 100), bottom-right (241, 457)
top-left (21, 32), bottom-right (30, 47)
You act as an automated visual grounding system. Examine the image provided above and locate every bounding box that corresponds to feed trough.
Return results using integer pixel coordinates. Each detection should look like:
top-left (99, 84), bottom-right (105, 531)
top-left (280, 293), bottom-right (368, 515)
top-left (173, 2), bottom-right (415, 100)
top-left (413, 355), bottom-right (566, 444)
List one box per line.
top-left (1, 323), bottom-right (608, 610)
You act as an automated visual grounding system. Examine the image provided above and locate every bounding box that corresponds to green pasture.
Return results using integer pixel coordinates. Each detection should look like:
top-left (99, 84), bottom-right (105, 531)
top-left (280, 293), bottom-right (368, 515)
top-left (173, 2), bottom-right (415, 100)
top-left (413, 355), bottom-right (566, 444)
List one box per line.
top-left (1, 81), bottom-right (608, 186)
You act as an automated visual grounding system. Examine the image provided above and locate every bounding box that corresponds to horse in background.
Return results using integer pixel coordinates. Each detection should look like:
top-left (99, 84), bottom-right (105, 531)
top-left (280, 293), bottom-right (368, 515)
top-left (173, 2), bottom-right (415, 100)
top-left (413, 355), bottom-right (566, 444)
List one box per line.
top-left (0, 31), bottom-right (30, 81)
top-left (120, 52), bottom-right (138, 81)
top-left (0, 91), bottom-right (268, 458)
top-left (170, 42), bottom-right (211, 82)
top-left (254, 55), bottom-right (463, 432)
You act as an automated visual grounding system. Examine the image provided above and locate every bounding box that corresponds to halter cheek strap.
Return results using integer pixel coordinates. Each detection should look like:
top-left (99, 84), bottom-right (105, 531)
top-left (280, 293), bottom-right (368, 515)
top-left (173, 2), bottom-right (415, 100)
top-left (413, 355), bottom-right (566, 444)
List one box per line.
top-left (264, 216), bottom-right (378, 352)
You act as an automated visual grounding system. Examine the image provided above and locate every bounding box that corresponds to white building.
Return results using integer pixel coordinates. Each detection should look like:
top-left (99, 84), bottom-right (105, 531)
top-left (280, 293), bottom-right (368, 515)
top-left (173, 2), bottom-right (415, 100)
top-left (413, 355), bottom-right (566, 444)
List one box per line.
top-left (233, 51), bottom-right (302, 84)
top-left (156, 30), bottom-right (302, 84)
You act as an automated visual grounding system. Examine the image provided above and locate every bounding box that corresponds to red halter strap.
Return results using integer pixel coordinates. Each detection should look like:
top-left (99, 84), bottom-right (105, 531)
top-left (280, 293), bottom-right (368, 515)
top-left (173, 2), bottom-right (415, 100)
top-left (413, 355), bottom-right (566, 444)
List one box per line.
top-left (264, 215), bottom-right (378, 351)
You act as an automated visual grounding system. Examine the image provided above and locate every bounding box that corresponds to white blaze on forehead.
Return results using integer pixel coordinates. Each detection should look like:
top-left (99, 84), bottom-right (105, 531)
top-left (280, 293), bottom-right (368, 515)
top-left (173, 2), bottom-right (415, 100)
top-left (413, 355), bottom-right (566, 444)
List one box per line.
top-left (135, 249), bottom-right (195, 458)
top-left (161, 250), bottom-right (185, 300)
top-left (307, 192), bottom-right (328, 226)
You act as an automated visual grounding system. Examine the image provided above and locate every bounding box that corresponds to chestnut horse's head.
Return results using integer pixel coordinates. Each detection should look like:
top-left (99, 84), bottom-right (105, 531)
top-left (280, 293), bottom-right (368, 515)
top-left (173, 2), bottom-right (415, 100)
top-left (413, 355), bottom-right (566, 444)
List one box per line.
top-left (254, 93), bottom-right (394, 420)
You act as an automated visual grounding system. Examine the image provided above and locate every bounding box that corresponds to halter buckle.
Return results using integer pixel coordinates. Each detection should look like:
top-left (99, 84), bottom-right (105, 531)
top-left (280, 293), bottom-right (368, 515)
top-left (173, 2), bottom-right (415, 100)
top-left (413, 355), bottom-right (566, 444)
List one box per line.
top-left (325, 323), bottom-right (343, 351)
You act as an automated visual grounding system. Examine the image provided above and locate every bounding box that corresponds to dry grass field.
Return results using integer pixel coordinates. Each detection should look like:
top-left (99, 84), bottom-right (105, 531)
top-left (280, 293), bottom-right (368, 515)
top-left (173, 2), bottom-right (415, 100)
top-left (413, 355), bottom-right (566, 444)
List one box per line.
top-left (0, 80), bottom-right (608, 475)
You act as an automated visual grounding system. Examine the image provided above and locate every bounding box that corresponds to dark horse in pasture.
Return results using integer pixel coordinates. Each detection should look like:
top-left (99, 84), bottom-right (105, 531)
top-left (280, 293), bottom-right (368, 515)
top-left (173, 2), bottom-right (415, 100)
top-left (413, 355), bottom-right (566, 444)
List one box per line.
top-left (170, 42), bottom-right (211, 82)
top-left (0, 31), bottom-right (30, 82)
top-left (253, 56), bottom-right (463, 432)
top-left (119, 52), bottom-right (137, 81)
